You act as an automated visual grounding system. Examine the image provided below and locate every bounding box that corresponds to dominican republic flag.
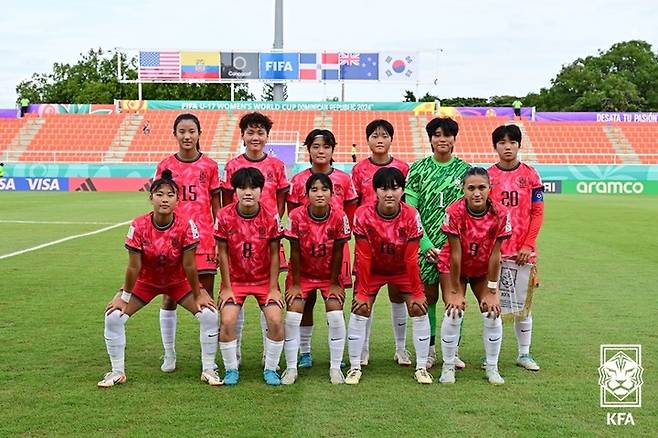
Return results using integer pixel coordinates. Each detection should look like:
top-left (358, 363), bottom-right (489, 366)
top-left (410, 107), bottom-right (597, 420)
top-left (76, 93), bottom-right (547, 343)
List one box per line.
top-left (320, 53), bottom-right (339, 80)
top-left (299, 53), bottom-right (318, 80)
top-left (299, 53), bottom-right (340, 80)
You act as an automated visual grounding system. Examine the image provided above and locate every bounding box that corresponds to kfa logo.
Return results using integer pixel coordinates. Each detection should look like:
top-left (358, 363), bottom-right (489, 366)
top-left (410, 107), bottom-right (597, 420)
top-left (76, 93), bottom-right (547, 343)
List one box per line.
top-left (599, 344), bottom-right (643, 408)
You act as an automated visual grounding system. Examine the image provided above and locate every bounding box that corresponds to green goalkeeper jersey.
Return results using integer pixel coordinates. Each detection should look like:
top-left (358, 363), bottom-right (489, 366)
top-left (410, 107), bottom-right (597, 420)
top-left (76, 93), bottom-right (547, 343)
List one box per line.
top-left (405, 155), bottom-right (471, 253)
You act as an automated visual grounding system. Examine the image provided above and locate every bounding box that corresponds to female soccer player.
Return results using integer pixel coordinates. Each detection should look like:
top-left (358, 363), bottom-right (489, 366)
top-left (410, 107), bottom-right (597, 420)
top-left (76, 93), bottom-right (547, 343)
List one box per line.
top-left (98, 170), bottom-right (220, 388)
top-left (345, 167), bottom-right (432, 385)
top-left (487, 124), bottom-right (544, 371)
top-left (215, 167), bottom-right (285, 386)
top-left (405, 117), bottom-right (470, 370)
top-left (351, 119), bottom-right (410, 367)
top-left (287, 129), bottom-right (357, 369)
top-left (437, 167), bottom-right (512, 385)
top-left (282, 173), bottom-right (351, 385)
top-left (221, 112), bottom-right (289, 367)
top-left (155, 113), bottom-right (221, 373)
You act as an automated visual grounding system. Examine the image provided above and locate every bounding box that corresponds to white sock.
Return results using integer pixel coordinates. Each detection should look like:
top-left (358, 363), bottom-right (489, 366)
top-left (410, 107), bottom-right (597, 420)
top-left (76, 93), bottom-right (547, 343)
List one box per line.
top-left (482, 312), bottom-right (503, 366)
top-left (284, 312), bottom-right (303, 369)
top-left (236, 307), bottom-right (245, 356)
top-left (219, 339), bottom-right (238, 371)
top-left (264, 338), bottom-right (284, 371)
top-left (440, 311), bottom-right (463, 366)
top-left (326, 310), bottom-right (346, 370)
top-left (159, 309), bottom-right (176, 357)
top-left (411, 315), bottom-right (430, 369)
top-left (260, 311), bottom-right (268, 351)
top-left (391, 302), bottom-right (408, 352)
top-left (196, 308), bottom-right (218, 371)
top-left (299, 326), bottom-right (313, 354)
top-left (515, 313), bottom-right (533, 356)
top-left (347, 313), bottom-right (368, 370)
top-left (104, 310), bottom-right (129, 373)
top-left (362, 306), bottom-right (373, 356)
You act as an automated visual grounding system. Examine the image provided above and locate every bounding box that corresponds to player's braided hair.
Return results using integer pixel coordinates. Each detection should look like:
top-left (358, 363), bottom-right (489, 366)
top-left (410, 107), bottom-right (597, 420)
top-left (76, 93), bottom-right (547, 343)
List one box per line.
top-left (150, 169), bottom-right (180, 195)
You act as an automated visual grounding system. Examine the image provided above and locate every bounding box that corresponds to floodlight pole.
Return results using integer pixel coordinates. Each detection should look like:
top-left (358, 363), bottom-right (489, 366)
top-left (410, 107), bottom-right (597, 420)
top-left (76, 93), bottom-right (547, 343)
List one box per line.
top-left (272, 0), bottom-right (285, 101)
top-left (138, 82), bottom-right (142, 100)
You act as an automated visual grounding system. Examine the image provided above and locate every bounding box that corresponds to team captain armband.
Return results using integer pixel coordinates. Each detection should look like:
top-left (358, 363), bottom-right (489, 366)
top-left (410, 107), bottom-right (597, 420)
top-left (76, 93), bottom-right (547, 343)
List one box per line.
top-left (531, 187), bottom-right (544, 203)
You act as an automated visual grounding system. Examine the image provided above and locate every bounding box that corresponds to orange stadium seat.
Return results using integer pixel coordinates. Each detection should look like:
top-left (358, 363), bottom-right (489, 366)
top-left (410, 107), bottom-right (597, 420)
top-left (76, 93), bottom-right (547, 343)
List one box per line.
top-left (0, 119), bottom-right (27, 152)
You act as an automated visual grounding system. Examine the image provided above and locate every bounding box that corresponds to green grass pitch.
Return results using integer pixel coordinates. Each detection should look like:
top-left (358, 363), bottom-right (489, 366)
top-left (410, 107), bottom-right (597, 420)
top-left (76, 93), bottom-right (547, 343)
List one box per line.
top-left (0, 192), bottom-right (656, 436)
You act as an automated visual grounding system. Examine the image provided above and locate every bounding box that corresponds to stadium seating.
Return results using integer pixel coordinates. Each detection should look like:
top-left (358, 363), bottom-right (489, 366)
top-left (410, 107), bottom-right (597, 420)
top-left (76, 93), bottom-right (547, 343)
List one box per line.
top-left (616, 123), bottom-right (658, 164)
top-left (0, 118), bottom-right (26, 151)
top-left (523, 122), bottom-right (618, 164)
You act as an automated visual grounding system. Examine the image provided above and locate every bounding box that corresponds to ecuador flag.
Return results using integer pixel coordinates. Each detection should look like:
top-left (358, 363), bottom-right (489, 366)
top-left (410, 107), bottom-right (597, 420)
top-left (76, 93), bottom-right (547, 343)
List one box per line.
top-left (181, 51), bottom-right (220, 79)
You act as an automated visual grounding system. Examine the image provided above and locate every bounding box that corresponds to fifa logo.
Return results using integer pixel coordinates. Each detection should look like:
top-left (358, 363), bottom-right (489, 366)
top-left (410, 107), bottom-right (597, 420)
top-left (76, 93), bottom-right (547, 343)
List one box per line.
top-left (599, 345), bottom-right (643, 408)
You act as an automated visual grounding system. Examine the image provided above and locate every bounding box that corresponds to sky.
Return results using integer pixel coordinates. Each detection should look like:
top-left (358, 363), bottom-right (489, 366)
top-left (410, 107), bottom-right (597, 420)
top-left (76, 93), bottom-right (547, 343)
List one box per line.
top-left (1, 0), bottom-right (657, 106)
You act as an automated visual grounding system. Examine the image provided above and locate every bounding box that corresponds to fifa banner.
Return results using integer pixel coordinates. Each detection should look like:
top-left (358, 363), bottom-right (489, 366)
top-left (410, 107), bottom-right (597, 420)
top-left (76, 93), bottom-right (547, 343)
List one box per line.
top-left (498, 260), bottom-right (535, 319)
top-left (136, 51), bottom-right (419, 82)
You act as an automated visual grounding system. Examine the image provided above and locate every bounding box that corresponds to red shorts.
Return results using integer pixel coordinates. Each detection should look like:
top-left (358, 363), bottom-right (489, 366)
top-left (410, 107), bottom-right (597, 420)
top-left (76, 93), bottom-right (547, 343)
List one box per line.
top-left (278, 243), bottom-right (289, 271)
top-left (223, 281), bottom-right (273, 306)
top-left (355, 271), bottom-right (424, 302)
top-left (339, 244), bottom-right (353, 288)
top-left (132, 279), bottom-right (191, 304)
top-left (285, 275), bottom-right (343, 300)
top-left (196, 252), bottom-right (217, 275)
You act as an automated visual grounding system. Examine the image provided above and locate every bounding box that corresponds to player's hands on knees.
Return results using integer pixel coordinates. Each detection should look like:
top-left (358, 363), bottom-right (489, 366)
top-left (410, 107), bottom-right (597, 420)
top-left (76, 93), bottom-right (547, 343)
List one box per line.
top-left (195, 288), bottom-right (216, 312)
top-left (351, 297), bottom-right (370, 314)
top-left (444, 292), bottom-right (465, 318)
top-left (516, 246), bottom-right (532, 266)
top-left (409, 296), bottom-right (428, 314)
top-left (218, 287), bottom-right (235, 311)
top-left (328, 284), bottom-right (345, 306)
top-left (425, 247), bottom-right (440, 264)
top-left (105, 291), bottom-right (128, 316)
top-left (285, 284), bottom-right (303, 308)
top-left (267, 288), bottom-right (284, 308)
top-left (480, 293), bottom-right (501, 318)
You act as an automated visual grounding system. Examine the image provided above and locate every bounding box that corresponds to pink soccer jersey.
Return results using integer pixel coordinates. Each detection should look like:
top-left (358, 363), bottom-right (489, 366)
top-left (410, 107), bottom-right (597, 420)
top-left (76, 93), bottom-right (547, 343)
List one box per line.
top-left (351, 157), bottom-right (409, 206)
top-left (352, 202), bottom-right (423, 276)
top-left (214, 203), bottom-right (283, 285)
top-left (438, 199), bottom-right (512, 278)
top-left (124, 212), bottom-right (200, 288)
top-left (287, 168), bottom-right (358, 209)
top-left (155, 154), bottom-right (220, 256)
top-left (221, 153), bottom-right (289, 214)
top-left (488, 162), bottom-right (543, 257)
top-left (285, 206), bottom-right (351, 280)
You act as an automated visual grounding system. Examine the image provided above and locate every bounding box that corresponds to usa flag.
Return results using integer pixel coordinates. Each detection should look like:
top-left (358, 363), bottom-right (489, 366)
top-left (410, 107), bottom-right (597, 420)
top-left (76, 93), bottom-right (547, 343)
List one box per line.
top-left (139, 51), bottom-right (181, 80)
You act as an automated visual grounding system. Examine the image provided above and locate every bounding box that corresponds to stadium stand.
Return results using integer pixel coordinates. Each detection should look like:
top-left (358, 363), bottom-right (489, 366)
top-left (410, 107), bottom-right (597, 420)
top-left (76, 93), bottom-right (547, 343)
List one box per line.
top-left (0, 118), bottom-right (26, 151)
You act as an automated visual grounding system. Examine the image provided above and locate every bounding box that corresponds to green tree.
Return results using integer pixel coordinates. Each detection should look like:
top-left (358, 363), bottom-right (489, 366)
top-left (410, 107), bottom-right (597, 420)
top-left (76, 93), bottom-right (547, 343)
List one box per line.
top-left (403, 90), bottom-right (416, 102)
top-left (16, 48), bottom-right (253, 103)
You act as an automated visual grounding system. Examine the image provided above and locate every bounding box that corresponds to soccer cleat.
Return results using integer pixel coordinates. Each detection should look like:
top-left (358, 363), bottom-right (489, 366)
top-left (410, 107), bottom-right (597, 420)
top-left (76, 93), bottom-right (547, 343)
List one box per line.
top-left (426, 347), bottom-right (437, 369)
top-left (516, 354), bottom-right (540, 371)
top-left (201, 369), bottom-right (223, 386)
top-left (439, 363), bottom-right (456, 384)
top-left (280, 368), bottom-right (298, 385)
top-left (97, 371), bottom-right (127, 388)
top-left (298, 352), bottom-right (313, 369)
top-left (160, 354), bottom-right (176, 373)
top-left (485, 364), bottom-right (505, 385)
top-left (223, 369), bottom-right (239, 386)
top-left (329, 368), bottom-right (345, 384)
top-left (414, 368), bottom-right (434, 384)
top-left (454, 356), bottom-right (466, 370)
top-left (361, 348), bottom-right (370, 367)
top-left (262, 353), bottom-right (280, 371)
top-left (394, 349), bottom-right (412, 367)
top-left (263, 369), bottom-right (282, 386)
top-left (344, 368), bottom-right (362, 385)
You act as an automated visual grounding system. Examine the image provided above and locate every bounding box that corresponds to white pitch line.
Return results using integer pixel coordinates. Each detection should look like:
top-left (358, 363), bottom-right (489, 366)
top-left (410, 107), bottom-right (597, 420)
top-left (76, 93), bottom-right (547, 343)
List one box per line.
top-left (0, 220), bottom-right (118, 225)
top-left (0, 221), bottom-right (131, 260)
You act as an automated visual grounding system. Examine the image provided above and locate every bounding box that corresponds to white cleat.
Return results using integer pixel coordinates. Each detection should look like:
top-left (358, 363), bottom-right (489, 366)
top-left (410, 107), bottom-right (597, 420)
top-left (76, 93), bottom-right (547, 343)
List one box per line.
top-left (485, 364), bottom-right (505, 385)
top-left (201, 369), bottom-right (224, 386)
top-left (160, 354), bottom-right (176, 373)
top-left (280, 368), bottom-right (298, 385)
top-left (426, 347), bottom-right (437, 369)
top-left (329, 368), bottom-right (345, 384)
top-left (361, 349), bottom-right (370, 367)
top-left (516, 354), bottom-right (540, 371)
top-left (454, 355), bottom-right (466, 370)
top-left (345, 368), bottom-right (362, 385)
top-left (394, 349), bottom-right (412, 367)
top-left (97, 371), bottom-right (127, 388)
top-left (414, 368), bottom-right (434, 384)
top-left (439, 363), bottom-right (456, 384)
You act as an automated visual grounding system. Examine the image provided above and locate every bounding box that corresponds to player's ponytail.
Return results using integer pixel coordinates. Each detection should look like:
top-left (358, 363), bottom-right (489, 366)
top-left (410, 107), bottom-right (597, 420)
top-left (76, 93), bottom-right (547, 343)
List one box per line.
top-left (173, 113), bottom-right (202, 151)
top-left (151, 168), bottom-right (180, 195)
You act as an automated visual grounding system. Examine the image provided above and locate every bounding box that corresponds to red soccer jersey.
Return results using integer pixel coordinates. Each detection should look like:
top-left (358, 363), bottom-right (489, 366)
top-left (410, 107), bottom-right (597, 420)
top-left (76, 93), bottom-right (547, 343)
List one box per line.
top-left (352, 202), bottom-right (423, 276)
top-left (351, 157), bottom-right (409, 206)
top-left (214, 203), bottom-right (283, 285)
top-left (438, 199), bottom-right (512, 278)
top-left (285, 205), bottom-right (351, 280)
top-left (125, 212), bottom-right (200, 288)
top-left (221, 153), bottom-right (289, 214)
top-left (155, 153), bottom-right (220, 255)
top-left (488, 162), bottom-right (544, 256)
top-left (287, 168), bottom-right (358, 209)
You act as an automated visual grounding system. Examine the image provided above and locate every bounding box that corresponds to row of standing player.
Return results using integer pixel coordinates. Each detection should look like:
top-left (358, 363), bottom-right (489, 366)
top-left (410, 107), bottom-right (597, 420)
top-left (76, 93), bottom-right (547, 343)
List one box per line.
top-left (98, 112), bottom-right (544, 387)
